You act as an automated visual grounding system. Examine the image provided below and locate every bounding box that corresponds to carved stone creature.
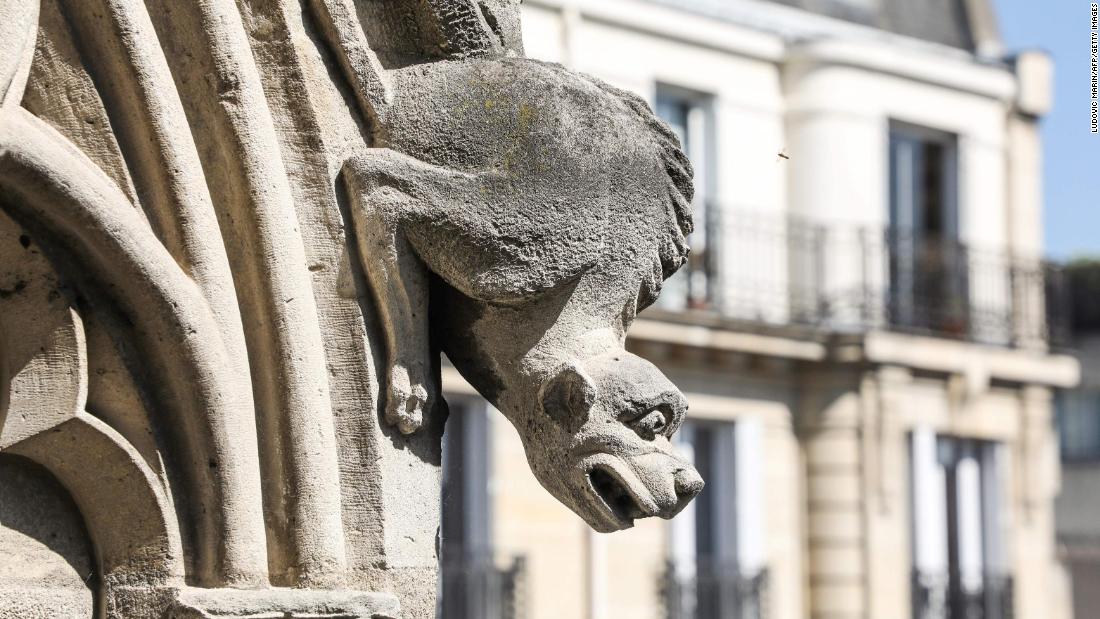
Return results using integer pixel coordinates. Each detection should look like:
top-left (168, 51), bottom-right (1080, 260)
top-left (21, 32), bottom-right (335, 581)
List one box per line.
top-left (330, 24), bottom-right (705, 530)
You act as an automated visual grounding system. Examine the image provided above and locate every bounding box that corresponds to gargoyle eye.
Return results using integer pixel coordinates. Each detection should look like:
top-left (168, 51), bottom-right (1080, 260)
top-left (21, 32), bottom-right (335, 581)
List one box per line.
top-left (631, 408), bottom-right (669, 440)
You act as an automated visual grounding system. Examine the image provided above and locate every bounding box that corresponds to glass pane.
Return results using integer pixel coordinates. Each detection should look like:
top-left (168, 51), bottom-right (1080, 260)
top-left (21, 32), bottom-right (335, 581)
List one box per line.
top-left (1059, 390), bottom-right (1100, 460)
top-left (656, 95), bottom-right (691, 152)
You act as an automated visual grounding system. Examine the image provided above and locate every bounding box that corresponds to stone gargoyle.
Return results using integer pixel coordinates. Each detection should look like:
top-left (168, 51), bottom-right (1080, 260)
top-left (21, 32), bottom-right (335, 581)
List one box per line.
top-left (315, 0), bottom-right (705, 531)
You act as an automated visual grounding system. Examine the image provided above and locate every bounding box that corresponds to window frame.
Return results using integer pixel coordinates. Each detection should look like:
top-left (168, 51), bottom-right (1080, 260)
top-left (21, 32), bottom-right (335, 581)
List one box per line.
top-left (653, 83), bottom-right (717, 312)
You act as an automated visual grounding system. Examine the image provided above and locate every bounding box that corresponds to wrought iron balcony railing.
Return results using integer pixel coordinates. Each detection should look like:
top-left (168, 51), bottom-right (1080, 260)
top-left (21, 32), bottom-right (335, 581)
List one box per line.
top-left (661, 561), bottom-right (769, 619)
top-left (653, 207), bottom-right (1069, 349)
top-left (912, 569), bottom-right (1014, 619)
top-left (438, 555), bottom-right (526, 619)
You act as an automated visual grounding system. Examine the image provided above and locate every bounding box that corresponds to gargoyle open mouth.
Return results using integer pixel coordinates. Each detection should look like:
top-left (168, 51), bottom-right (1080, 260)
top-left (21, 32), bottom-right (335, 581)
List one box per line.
top-left (588, 465), bottom-right (650, 528)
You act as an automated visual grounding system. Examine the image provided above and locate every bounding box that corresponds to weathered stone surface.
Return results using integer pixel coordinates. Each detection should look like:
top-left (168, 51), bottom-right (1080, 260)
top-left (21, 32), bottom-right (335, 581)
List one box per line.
top-left (0, 455), bottom-right (95, 619)
top-left (0, 0), bottom-right (700, 615)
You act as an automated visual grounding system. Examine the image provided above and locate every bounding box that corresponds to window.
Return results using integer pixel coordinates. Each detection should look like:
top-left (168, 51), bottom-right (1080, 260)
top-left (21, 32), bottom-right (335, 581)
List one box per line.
top-left (654, 85), bottom-right (713, 312)
top-left (888, 123), bottom-right (966, 336)
top-left (1058, 389), bottom-right (1100, 462)
top-left (665, 420), bottom-right (766, 619)
top-left (438, 400), bottom-right (524, 619)
top-left (910, 430), bottom-right (1011, 619)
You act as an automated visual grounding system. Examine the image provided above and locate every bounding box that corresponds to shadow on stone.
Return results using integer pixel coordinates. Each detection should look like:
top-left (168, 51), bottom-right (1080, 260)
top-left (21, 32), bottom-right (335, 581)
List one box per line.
top-left (0, 453), bottom-right (96, 618)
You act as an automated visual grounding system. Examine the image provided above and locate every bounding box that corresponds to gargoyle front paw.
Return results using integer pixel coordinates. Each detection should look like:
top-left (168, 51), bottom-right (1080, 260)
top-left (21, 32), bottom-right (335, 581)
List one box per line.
top-left (385, 363), bottom-right (434, 435)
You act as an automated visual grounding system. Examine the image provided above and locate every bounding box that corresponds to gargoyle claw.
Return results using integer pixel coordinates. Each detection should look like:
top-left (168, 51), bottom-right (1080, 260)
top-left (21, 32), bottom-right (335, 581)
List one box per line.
top-left (385, 363), bottom-right (433, 434)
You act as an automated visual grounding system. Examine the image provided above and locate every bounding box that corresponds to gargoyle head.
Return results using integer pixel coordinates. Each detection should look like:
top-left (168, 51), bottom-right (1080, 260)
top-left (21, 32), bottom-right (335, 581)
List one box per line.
top-left (517, 351), bottom-right (702, 532)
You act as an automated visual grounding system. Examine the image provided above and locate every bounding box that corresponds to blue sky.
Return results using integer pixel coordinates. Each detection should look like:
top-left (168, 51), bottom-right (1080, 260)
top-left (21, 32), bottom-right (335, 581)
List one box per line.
top-left (995, 0), bottom-right (1100, 259)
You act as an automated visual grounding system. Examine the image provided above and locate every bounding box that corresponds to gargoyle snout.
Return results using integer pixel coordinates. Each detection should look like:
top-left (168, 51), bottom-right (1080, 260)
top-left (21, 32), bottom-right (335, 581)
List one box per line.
top-left (671, 464), bottom-right (704, 516)
top-left (623, 452), bottom-right (704, 520)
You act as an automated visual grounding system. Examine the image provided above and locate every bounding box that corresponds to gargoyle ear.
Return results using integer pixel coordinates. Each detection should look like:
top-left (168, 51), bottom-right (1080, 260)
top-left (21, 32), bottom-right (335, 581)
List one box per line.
top-left (539, 362), bottom-right (597, 430)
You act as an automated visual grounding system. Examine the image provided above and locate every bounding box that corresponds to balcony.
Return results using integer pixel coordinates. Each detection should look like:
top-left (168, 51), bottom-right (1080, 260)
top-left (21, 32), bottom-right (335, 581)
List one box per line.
top-left (654, 207), bottom-right (1069, 349)
top-left (661, 561), bottom-right (769, 619)
top-left (912, 569), bottom-right (1014, 619)
top-left (438, 555), bottom-right (526, 619)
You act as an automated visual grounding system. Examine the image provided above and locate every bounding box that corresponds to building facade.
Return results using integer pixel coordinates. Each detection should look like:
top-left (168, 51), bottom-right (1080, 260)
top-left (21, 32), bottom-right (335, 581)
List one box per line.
top-left (439, 1), bottom-right (1077, 618)
top-left (1055, 261), bottom-right (1100, 619)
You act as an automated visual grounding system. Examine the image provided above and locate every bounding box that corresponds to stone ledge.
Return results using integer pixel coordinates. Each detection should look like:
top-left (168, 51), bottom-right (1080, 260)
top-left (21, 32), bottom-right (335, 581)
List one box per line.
top-left (167, 587), bottom-right (400, 619)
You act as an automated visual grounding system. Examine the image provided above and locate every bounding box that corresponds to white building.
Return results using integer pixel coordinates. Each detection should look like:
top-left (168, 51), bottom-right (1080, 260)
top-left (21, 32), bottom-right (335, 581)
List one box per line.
top-left (439, 1), bottom-right (1078, 618)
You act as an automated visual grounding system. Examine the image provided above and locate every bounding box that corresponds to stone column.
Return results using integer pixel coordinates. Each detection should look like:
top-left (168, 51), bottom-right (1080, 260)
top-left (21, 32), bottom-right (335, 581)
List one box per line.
top-left (799, 373), bottom-right (868, 619)
top-left (1014, 385), bottom-right (1071, 619)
